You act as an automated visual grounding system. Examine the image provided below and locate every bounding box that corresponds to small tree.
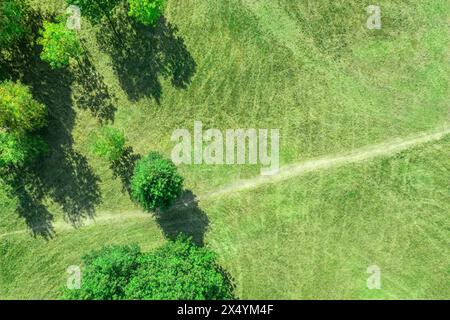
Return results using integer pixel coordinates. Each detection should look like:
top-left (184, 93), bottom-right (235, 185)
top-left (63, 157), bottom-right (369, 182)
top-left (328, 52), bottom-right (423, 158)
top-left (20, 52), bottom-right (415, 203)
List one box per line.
top-left (0, 0), bottom-right (27, 48)
top-left (89, 127), bottom-right (126, 162)
top-left (62, 245), bottom-right (141, 300)
top-left (38, 18), bottom-right (84, 69)
top-left (130, 151), bottom-right (183, 210)
top-left (127, 0), bottom-right (165, 26)
top-left (0, 131), bottom-right (48, 169)
top-left (125, 236), bottom-right (235, 300)
top-left (0, 81), bottom-right (47, 133)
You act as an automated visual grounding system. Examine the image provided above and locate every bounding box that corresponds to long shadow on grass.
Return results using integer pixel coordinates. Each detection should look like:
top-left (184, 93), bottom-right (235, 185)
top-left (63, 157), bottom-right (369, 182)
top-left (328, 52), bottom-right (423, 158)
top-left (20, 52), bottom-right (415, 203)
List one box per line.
top-left (0, 12), bottom-right (102, 237)
top-left (156, 190), bottom-right (209, 246)
top-left (72, 47), bottom-right (117, 124)
top-left (96, 10), bottom-right (196, 103)
top-left (110, 146), bottom-right (141, 194)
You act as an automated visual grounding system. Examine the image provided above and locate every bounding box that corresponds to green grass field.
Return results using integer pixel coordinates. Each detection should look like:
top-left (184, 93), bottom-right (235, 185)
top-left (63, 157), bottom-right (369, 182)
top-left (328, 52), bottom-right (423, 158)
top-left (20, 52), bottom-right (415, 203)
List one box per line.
top-left (0, 0), bottom-right (449, 299)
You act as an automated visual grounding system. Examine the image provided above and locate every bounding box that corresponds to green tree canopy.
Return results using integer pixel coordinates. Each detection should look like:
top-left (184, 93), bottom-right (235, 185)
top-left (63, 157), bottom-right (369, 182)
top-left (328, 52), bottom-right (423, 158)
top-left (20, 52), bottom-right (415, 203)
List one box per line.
top-left (0, 0), bottom-right (27, 48)
top-left (89, 127), bottom-right (126, 162)
top-left (38, 18), bottom-right (84, 69)
top-left (130, 151), bottom-right (183, 210)
top-left (125, 236), bottom-right (235, 300)
top-left (0, 131), bottom-right (48, 169)
top-left (63, 245), bottom-right (142, 300)
top-left (127, 0), bottom-right (165, 26)
top-left (0, 80), bottom-right (47, 133)
top-left (62, 237), bottom-right (234, 300)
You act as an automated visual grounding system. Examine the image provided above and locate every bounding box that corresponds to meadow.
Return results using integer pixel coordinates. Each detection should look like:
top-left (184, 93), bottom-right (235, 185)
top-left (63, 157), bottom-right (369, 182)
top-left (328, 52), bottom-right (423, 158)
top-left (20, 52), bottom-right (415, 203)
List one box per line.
top-left (0, 0), bottom-right (449, 299)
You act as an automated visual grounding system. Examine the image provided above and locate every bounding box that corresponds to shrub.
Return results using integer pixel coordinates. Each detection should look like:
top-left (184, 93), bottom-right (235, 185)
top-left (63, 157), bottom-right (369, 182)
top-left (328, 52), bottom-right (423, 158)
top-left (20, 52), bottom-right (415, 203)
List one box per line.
top-left (0, 81), bottom-right (47, 133)
top-left (130, 151), bottom-right (183, 210)
top-left (62, 245), bottom-right (141, 300)
top-left (127, 0), bottom-right (165, 26)
top-left (0, 131), bottom-right (48, 169)
top-left (38, 18), bottom-right (83, 69)
top-left (125, 236), bottom-right (235, 300)
top-left (89, 127), bottom-right (126, 162)
top-left (62, 237), bottom-right (235, 300)
top-left (0, 0), bottom-right (27, 48)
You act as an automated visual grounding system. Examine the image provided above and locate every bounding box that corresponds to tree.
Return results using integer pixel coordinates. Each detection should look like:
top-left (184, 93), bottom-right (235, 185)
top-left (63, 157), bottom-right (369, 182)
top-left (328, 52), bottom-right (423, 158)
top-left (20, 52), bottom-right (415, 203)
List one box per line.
top-left (0, 0), bottom-right (27, 48)
top-left (125, 236), bottom-right (235, 300)
top-left (130, 151), bottom-right (183, 210)
top-left (38, 18), bottom-right (84, 69)
top-left (127, 0), bottom-right (165, 26)
top-left (0, 81), bottom-right (47, 133)
top-left (62, 237), bottom-right (235, 300)
top-left (0, 131), bottom-right (48, 169)
top-left (89, 127), bottom-right (126, 162)
top-left (62, 245), bottom-right (141, 300)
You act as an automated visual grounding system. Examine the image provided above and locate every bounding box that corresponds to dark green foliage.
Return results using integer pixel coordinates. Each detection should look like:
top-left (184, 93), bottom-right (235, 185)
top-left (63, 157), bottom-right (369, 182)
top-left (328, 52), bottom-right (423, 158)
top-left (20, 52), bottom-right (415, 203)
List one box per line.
top-left (131, 151), bottom-right (183, 210)
top-left (62, 245), bottom-right (141, 300)
top-left (125, 236), bottom-right (235, 300)
top-left (62, 237), bottom-right (235, 300)
top-left (0, 131), bottom-right (48, 169)
top-left (127, 0), bottom-right (165, 26)
top-left (38, 18), bottom-right (84, 69)
top-left (0, 81), bottom-right (47, 133)
top-left (0, 0), bottom-right (27, 48)
top-left (67, 0), bottom-right (121, 24)
top-left (89, 127), bottom-right (126, 162)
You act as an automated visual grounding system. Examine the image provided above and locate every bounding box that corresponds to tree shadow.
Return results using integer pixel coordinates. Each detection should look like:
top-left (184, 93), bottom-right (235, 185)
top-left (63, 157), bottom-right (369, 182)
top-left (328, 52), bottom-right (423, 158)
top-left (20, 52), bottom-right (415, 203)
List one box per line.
top-left (0, 11), bottom-right (102, 236)
top-left (72, 48), bottom-right (117, 124)
top-left (110, 146), bottom-right (141, 193)
top-left (155, 190), bottom-right (209, 246)
top-left (96, 9), bottom-right (196, 103)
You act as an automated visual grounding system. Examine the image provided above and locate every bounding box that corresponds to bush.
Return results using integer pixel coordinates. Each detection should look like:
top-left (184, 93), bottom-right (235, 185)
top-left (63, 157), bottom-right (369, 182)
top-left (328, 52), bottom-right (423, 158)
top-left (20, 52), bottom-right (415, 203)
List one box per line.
top-left (62, 245), bottom-right (141, 300)
top-left (0, 81), bottom-right (47, 133)
top-left (130, 151), bottom-right (183, 210)
top-left (89, 127), bottom-right (126, 162)
top-left (62, 237), bottom-right (234, 300)
top-left (127, 0), bottom-right (165, 26)
top-left (0, 131), bottom-right (48, 169)
top-left (0, 0), bottom-right (27, 48)
top-left (125, 236), bottom-right (235, 300)
top-left (38, 18), bottom-right (83, 69)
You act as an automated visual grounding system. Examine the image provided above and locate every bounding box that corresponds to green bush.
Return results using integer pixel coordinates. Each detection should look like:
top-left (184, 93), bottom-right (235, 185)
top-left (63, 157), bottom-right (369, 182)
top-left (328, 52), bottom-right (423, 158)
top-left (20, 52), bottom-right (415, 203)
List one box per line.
top-left (131, 151), bottom-right (183, 210)
top-left (125, 236), bottom-right (235, 300)
top-left (0, 81), bottom-right (47, 133)
top-left (89, 127), bottom-right (126, 162)
top-left (38, 18), bottom-right (83, 69)
top-left (62, 237), bottom-right (235, 300)
top-left (0, 0), bottom-right (27, 48)
top-left (127, 0), bottom-right (165, 26)
top-left (0, 131), bottom-right (48, 169)
top-left (62, 245), bottom-right (141, 300)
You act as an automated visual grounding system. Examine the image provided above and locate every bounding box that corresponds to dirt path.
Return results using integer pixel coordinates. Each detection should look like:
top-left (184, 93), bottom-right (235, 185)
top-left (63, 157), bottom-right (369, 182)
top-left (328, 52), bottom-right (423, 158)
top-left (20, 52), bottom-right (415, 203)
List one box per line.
top-left (201, 127), bottom-right (450, 200)
top-left (1, 127), bottom-right (449, 239)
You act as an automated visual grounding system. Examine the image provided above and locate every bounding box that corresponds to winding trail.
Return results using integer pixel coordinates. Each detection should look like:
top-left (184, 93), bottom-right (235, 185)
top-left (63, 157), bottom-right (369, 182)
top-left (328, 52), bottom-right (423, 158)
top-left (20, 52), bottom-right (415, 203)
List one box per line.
top-left (1, 127), bottom-right (449, 239)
